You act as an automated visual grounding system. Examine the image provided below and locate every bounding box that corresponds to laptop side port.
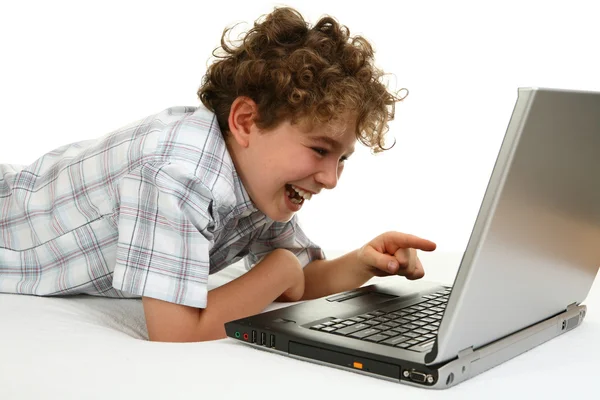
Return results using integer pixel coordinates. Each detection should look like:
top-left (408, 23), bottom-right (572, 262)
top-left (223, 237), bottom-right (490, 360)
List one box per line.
top-left (402, 369), bottom-right (434, 384)
top-left (251, 330), bottom-right (257, 343)
top-left (269, 334), bottom-right (276, 348)
top-left (260, 332), bottom-right (266, 346)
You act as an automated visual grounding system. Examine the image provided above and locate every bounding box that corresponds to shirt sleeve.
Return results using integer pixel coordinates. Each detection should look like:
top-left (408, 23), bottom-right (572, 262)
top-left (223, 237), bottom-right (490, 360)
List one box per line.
top-left (244, 215), bottom-right (325, 270)
top-left (112, 162), bottom-right (216, 308)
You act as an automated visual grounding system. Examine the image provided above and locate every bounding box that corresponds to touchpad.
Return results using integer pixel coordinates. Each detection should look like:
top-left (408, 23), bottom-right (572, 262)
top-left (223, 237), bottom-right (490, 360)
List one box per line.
top-left (338, 292), bottom-right (397, 307)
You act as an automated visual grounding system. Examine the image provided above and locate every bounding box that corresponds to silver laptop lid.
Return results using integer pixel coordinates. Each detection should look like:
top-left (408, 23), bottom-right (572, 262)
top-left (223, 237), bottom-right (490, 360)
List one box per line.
top-left (426, 88), bottom-right (600, 365)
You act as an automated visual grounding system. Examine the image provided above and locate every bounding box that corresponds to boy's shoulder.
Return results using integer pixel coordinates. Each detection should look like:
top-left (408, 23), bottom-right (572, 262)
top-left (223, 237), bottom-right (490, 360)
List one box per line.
top-left (148, 105), bottom-right (229, 169)
top-left (150, 105), bottom-right (242, 212)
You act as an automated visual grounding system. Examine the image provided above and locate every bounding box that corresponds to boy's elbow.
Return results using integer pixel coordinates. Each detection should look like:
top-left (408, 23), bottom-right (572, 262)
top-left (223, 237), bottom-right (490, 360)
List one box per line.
top-left (147, 331), bottom-right (216, 343)
top-left (142, 296), bottom-right (226, 343)
top-left (146, 322), bottom-right (226, 343)
top-left (145, 318), bottom-right (227, 343)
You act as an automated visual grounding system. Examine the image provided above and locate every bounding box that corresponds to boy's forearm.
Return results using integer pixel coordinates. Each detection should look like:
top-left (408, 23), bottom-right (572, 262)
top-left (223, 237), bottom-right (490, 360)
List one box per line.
top-left (144, 249), bottom-right (303, 342)
top-left (197, 253), bottom-right (302, 339)
top-left (300, 250), bottom-right (375, 300)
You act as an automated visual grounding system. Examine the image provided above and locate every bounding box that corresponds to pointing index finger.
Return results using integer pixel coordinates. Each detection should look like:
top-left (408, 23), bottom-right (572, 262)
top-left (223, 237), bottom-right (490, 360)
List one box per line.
top-left (383, 231), bottom-right (437, 253)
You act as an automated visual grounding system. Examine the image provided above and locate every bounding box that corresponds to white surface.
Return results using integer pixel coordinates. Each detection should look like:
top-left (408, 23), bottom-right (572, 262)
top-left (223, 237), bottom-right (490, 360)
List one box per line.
top-left (1, 251), bottom-right (598, 400)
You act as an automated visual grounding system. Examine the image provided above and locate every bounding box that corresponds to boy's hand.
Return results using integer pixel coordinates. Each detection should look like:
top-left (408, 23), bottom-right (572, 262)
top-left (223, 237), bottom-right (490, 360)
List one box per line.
top-left (357, 232), bottom-right (437, 280)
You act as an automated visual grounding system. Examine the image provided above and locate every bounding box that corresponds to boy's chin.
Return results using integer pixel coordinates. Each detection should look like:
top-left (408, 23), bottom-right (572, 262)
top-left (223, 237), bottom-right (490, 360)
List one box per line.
top-left (252, 196), bottom-right (297, 223)
top-left (260, 204), bottom-right (295, 223)
top-left (266, 210), bottom-right (295, 223)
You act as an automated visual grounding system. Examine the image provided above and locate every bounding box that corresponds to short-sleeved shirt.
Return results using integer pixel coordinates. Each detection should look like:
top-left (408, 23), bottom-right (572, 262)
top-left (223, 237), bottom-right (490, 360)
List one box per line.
top-left (0, 106), bottom-right (324, 308)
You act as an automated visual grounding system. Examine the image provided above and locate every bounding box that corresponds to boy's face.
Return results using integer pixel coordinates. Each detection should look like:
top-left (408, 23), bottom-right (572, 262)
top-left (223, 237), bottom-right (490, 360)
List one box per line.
top-left (228, 106), bottom-right (356, 223)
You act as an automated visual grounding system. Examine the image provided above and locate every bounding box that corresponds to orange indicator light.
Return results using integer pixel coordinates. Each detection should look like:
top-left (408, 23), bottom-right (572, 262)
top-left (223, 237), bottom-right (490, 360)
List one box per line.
top-left (353, 362), bottom-right (363, 369)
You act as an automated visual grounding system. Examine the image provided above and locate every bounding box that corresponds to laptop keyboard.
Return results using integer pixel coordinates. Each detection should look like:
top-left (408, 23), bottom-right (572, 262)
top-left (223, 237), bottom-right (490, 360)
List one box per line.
top-left (309, 288), bottom-right (451, 352)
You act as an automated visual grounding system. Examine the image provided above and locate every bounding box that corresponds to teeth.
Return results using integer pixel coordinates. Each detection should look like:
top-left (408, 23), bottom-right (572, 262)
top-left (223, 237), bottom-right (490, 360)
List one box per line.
top-left (291, 185), bottom-right (312, 200)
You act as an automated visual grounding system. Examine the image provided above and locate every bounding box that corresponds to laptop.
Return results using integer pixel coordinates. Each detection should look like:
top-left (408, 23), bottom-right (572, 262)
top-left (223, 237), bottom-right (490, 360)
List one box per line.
top-left (225, 87), bottom-right (600, 388)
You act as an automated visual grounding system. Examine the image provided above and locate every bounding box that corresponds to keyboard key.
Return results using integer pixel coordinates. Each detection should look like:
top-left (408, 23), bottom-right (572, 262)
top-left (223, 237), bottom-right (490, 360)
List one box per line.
top-left (371, 311), bottom-right (386, 316)
top-left (413, 328), bottom-right (429, 335)
top-left (341, 320), bottom-right (356, 326)
top-left (390, 311), bottom-right (407, 317)
top-left (365, 334), bottom-right (390, 343)
top-left (381, 335), bottom-right (410, 346)
top-left (363, 320), bottom-right (380, 326)
top-left (409, 339), bottom-right (436, 352)
top-left (321, 326), bottom-right (337, 332)
top-left (373, 317), bottom-right (391, 323)
top-left (310, 324), bottom-right (325, 330)
top-left (349, 328), bottom-right (381, 339)
top-left (333, 323), bottom-right (371, 336)
top-left (391, 327), bottom-right (409, 334)
top-left (349, 317), bottom-right (365, 323)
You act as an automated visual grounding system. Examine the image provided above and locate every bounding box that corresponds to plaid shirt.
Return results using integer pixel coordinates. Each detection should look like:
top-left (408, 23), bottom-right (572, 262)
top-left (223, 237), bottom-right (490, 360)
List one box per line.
top-left (0, 106), bottom-right (324, 308)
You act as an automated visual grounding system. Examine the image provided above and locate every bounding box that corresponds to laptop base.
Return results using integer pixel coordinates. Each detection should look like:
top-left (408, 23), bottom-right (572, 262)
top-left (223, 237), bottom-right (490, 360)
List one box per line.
top-left (226, 304), bottom-right (585, 389)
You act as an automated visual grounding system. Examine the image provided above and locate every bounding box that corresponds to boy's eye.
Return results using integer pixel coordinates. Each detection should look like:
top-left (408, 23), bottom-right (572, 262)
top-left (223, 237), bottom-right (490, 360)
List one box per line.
top-left (312, 147), bottom-right (349, 163)
top-left (312, 147), bottom-right (328, 156)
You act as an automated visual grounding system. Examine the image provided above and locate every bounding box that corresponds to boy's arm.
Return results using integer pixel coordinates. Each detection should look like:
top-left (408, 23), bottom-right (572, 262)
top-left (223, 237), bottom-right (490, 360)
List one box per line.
top-left (301, 232), bottom-right (437, 300)
top-left (300, 250), bottom-right (374, 300)
top-left (142, 249), bottom-right (304, 342)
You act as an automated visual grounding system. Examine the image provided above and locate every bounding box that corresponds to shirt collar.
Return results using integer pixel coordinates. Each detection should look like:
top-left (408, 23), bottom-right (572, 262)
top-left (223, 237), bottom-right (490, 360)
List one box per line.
top-left (231, 168), bottom-right (260, 218)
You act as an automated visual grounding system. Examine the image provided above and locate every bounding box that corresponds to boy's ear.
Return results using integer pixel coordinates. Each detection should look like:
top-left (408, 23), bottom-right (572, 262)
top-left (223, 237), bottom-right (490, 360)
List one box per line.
top-left (228, 96), bottom-right (258, 148)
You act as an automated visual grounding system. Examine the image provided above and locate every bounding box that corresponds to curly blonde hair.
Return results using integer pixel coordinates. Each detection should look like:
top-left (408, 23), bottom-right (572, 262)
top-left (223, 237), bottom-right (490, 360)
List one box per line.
top-left (198, 7), bottom-right (404, 153)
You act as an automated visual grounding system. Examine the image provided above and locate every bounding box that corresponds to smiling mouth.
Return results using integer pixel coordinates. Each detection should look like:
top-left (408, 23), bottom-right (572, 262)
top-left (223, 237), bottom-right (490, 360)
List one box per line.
top-left (285, 184), bottom-right (312, 205)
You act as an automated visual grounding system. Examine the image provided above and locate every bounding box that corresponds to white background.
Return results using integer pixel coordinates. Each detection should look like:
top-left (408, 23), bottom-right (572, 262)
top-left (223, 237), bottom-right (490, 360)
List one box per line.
top-left (1, 0), bottom-right (599, 255)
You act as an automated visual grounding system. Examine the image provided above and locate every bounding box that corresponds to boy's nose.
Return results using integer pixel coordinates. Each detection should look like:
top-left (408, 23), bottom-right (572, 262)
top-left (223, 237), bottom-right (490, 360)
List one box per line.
top-left (315, 163), bottom-right (340, 190)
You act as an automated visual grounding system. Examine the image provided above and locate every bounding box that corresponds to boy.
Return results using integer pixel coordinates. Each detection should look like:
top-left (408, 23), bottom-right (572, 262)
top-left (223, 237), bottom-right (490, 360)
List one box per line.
top-left (0, 7), bottom-right (436, 342)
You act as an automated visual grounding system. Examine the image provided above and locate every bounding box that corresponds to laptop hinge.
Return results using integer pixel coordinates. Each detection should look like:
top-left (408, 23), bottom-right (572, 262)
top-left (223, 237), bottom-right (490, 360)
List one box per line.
top-left (458, 346), bottom-right (480, 362)
top-left (566, 302), bottom-right (578, 312)
top-left (458, 346), bottom-right (474, 359)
